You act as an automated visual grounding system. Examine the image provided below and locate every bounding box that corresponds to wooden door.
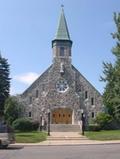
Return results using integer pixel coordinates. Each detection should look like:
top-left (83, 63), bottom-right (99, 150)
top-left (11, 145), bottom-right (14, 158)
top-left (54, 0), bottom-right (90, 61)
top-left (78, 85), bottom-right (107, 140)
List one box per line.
top-left (52, 108), bottom-right (72, 124)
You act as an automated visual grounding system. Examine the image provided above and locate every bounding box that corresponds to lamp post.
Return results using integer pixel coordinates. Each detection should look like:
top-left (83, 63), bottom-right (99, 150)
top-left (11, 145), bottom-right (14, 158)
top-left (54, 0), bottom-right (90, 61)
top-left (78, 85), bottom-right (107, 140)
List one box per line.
top-left (47, 108), bottom-right (50, 136)
top-left (39, 115), bottom-right (42, 131)
top-left (81, 109), bottom-right (85, 136)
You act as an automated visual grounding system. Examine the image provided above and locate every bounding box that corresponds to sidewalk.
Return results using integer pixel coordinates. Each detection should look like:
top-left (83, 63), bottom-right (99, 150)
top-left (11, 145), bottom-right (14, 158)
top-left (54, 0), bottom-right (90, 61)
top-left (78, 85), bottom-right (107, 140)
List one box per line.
top-left (12, 132), bottom-right (120, 146)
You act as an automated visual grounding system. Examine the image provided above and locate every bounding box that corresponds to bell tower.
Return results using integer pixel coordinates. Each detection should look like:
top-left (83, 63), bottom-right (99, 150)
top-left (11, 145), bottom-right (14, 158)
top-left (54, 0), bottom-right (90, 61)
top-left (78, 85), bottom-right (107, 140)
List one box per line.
top-left (52, 7), bottom-right (73, 65)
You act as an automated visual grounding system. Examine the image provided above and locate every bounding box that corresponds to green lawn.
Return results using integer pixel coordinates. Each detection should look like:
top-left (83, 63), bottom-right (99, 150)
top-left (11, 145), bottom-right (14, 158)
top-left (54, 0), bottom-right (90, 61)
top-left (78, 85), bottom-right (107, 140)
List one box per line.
top-left (85, 130), bottom-right (120, 141)
top-left (15, 131), bottom-right (47, 143)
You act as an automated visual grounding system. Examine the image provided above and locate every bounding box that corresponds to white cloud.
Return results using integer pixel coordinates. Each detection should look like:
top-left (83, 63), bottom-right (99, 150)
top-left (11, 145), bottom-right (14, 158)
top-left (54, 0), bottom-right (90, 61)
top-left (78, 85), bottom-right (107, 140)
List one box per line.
top-left (10, 87), bottom-right (17, 95)
top-left (14, 72), bottom-right (39, 85)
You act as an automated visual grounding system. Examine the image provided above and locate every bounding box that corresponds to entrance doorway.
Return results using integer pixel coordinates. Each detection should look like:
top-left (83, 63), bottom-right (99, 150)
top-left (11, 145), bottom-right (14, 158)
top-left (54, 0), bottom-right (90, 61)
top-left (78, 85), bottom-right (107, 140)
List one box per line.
top-left (52, 108), bottom-right (72, 124)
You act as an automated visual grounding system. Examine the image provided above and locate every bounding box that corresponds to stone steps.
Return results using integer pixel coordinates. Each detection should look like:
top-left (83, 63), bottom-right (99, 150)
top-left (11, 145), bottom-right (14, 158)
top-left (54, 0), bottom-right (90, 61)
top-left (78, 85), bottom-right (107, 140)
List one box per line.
top-left (47, 136), bottom-right (87, 141)
top-left (50, 124), bottom-right (80, 132)
top-left (47, 132), bottom-right (88, 141)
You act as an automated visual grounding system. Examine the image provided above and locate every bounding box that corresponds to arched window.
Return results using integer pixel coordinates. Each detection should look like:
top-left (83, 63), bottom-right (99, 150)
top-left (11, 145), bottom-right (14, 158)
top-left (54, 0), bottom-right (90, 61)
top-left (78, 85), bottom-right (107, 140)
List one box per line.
top-left (42, 84), bottom-right (45, 91)
top-left (91, 97), bottom-right (94, 105)
top-left (36, 90), bottom-right (39, 98)
top-left (60, 47), bottom-right (64, 56)
top-left (92, 112), bottom-right (94, 118)
top-left (85, 91), bottom-right (88, 99)
top-left (69, 49), bottom-right (71, 56)
top-left (29, 111), bottom-right (32, 117)
top-left (29, 96), bottom-right (32, 104)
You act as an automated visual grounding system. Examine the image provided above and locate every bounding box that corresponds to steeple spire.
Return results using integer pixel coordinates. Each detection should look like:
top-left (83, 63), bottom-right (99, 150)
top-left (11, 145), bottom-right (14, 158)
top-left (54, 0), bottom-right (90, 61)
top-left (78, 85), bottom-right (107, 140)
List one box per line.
top-left (55, 6), bottom-right (71, 40)
top-left (52, 7), bottom-right (72, 64)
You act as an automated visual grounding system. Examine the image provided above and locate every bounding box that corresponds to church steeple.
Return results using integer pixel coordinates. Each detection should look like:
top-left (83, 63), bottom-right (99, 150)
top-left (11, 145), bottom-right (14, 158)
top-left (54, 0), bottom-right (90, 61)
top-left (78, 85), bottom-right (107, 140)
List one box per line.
top-left (55, 6), bottom-right (71, 40)
top-left (52, 7), bottom-right (72, 64)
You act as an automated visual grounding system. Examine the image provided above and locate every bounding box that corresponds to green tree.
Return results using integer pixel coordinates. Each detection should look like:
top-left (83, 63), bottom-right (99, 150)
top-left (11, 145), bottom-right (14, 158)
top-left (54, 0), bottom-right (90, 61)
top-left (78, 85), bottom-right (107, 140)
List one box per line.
top-left (101, 13), bottom-right (120, 121)
top-left (4, 96), bottom-right (23, 124)
top-left (94, 112), bottom-right (113, 130)
top-left (0, 54), bottom-right (10, 116)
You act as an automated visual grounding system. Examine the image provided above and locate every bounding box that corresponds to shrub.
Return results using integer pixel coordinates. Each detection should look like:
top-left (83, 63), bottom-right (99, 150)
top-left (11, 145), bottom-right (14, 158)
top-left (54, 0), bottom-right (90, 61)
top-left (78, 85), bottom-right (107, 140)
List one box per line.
top-left (88, 124), bottom-right (101, 131)
top-left (12, 118), bottom-right (39, 132)
top-left (94, 112), bottom-right (113, 130)
top-left (108, 119), bottom-right (120, 130)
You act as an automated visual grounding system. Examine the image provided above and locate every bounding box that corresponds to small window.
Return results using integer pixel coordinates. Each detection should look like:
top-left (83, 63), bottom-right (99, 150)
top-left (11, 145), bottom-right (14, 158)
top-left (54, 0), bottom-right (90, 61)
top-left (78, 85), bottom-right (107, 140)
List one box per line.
top-left (29, 112), bottom-right (32, 117)
top-left (85, 91), bottom-right (88, 99)
top-left (36, 90), bottom-right (39, 98)
top-left (29, 96), bottom-right (32, 104)
top-left (60, 47), bottom-right (64, 56)
top-left (91, 97), bottom-right (94, 105)
top-left (69, 50), bottom-right (71, 56)
top-left (92, 112), bottom-right (94, 118)
top-left (42, 84), bottom-right (45, 91)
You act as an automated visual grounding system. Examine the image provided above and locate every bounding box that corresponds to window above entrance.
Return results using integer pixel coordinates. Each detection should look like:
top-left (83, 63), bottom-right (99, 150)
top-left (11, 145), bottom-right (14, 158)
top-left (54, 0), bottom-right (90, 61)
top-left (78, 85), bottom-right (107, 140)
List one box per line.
top-left (56, 79), bottom-right (69, 93)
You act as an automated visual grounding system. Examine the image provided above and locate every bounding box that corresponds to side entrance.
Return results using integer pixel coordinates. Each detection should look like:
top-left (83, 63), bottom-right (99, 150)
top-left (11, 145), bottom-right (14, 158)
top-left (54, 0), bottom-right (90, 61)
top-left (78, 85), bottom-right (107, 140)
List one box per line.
top-left (52, 108), bottom-right (72, 124)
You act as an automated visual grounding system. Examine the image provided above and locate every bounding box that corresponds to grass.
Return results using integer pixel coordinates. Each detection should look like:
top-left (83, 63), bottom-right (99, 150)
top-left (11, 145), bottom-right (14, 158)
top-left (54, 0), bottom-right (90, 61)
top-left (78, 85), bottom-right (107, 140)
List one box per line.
top-left (15, 131), bottom-right (47, 143)
top-left (85, 130), bottom-right (120, 141)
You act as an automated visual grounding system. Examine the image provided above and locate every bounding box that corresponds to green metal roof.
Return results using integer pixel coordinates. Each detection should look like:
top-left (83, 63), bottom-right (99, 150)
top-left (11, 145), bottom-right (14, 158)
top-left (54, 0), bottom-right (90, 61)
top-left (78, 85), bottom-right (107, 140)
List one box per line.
top-left (55, 8), bottom-right (71, 40)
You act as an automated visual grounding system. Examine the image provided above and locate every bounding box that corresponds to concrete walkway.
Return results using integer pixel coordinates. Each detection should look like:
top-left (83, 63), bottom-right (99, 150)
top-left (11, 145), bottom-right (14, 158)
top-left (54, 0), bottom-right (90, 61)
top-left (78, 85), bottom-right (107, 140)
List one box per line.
top-left (12, 132), bottom-right (120, 146)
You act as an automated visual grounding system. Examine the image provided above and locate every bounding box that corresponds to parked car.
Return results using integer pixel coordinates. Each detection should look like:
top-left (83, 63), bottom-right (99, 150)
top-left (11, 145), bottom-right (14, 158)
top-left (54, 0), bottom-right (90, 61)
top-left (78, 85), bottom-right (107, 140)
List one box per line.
top-left (0, 122), bottom-right (15, 148)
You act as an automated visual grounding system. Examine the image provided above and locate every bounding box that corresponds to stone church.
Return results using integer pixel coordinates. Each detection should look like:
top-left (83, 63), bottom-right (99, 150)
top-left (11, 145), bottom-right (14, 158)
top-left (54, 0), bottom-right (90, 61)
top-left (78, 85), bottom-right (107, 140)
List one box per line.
top-left (20, 8), bottom-right (102, 130)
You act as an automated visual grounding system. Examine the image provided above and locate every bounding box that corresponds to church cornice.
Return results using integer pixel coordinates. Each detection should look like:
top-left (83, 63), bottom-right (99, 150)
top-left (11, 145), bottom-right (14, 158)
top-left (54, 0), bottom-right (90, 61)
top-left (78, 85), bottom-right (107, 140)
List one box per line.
top-left (52, 39), bottom-right (72, 48)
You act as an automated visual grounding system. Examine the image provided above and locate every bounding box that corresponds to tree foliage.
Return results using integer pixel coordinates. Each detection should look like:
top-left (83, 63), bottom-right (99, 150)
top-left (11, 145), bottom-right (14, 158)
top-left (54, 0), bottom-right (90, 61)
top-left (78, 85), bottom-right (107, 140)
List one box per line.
top-left (94, 112), bottom-right (113, 130)
top-left (0, 54), bottom-right (10, 115)
top-left (4, 96), bottom-right (23, 124)
top-left (101, 13), bottom-right (120, 121)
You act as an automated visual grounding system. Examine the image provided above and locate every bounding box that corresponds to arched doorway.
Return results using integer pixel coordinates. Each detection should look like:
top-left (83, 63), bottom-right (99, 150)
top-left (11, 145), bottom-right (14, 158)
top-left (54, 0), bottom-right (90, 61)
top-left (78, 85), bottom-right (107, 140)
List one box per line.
top-left (52, 108), bottom-right (72, 124)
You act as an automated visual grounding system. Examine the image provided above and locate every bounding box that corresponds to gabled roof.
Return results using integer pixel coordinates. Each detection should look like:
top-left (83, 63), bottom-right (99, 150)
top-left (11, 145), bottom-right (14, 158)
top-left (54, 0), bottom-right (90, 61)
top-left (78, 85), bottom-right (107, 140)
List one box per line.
top-left (72, 65), bottom-right (102, 96)
top-left (22, 65), bottom-right (53, 96)
top-left (55, 7), bottom-right (71, 40)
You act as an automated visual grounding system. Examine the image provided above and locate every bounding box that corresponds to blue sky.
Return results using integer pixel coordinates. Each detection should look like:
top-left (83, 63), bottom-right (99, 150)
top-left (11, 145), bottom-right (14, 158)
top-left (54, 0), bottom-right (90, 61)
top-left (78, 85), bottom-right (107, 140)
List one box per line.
top-left (0, 0), bottom-right (120, 95)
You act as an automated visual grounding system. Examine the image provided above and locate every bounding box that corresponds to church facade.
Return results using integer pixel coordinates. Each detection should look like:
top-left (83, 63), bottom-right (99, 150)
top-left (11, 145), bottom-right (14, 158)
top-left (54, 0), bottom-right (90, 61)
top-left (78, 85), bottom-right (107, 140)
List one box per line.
top-left (20, 8), bottom-right (102, 128)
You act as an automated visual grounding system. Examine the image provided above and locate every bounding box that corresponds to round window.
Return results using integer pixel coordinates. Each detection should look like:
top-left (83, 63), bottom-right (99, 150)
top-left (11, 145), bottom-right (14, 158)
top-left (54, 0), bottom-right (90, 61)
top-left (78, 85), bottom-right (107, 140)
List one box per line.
top-left (56, 79), bottom-right (69, 93)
